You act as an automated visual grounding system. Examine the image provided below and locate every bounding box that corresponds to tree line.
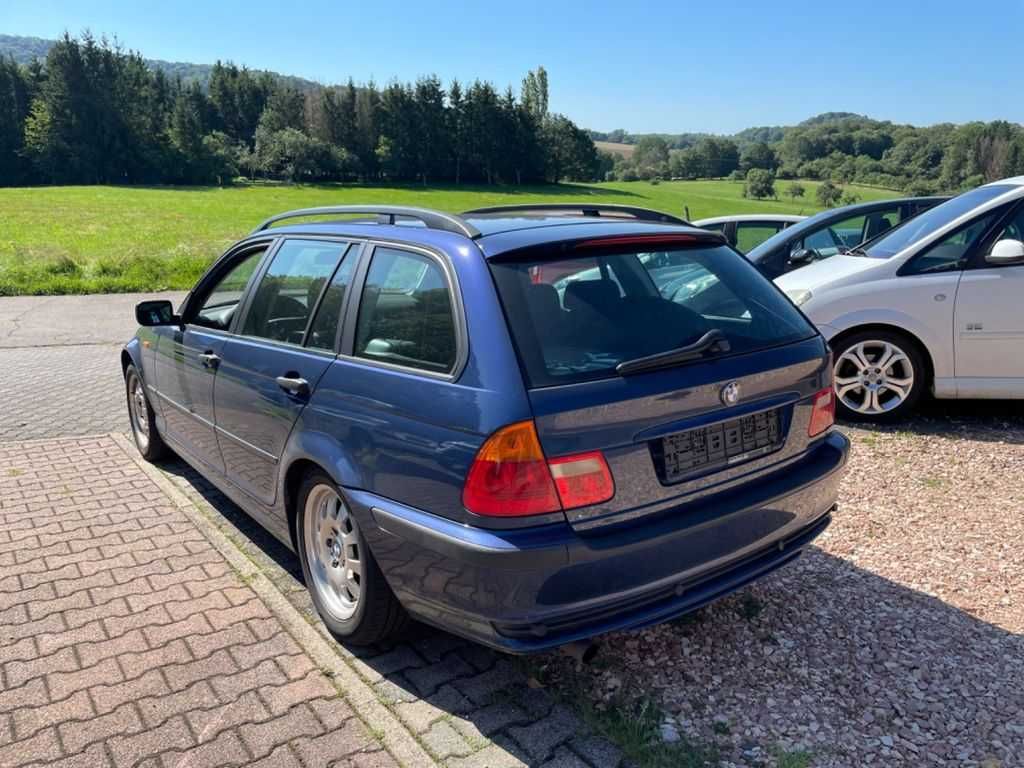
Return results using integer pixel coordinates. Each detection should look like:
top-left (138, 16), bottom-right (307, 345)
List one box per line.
top-left (0, 34), bottom-right (602, 187)
top-left (600, 112), bottom-right (1024, 194)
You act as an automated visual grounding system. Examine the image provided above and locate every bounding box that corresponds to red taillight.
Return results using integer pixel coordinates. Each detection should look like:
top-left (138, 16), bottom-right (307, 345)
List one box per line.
top-left (548, 451), bottom-right (615, 510)
top-left (463, 421), bottom-right (561, 516)
top-left (463, 421), bottom-right (615, 516)
top-left (808, 387), bottom-right (835, 437)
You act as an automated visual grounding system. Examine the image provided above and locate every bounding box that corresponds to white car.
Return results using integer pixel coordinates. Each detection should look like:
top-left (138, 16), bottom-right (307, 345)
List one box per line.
top-left (693, 214), bottom-right (805, 253)
top-left (777, 178), bottom-right (1024, 421)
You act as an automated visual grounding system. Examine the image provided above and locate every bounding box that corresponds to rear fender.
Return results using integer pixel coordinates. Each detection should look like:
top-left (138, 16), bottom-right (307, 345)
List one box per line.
top-left (279, 425), bottom-right (364, 493)
top-left (276, 415), bottom-right (369, 550)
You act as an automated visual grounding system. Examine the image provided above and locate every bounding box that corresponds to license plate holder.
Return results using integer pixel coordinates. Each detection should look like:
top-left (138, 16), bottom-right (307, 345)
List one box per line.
top-left (657, 409), bottom-right (783, 483)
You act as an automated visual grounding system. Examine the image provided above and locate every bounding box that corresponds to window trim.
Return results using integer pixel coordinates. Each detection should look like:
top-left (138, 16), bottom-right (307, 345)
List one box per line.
top-left (231, 236), bottom-right (357, 353)
top-left (323, 241), bottom-right (366, 353)
top-left (181, 238), bottom-right (278, 335)
top-left (338, 240), bottom-right (468, 382)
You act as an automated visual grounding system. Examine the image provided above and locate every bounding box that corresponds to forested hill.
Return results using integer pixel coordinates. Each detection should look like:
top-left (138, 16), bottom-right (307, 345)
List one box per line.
top-left (592, 112), bottom-right (1024, 194)
top-left (0, 34), bottom-right (602, 188)
top-left (0, 33), bottom-right (319, 91)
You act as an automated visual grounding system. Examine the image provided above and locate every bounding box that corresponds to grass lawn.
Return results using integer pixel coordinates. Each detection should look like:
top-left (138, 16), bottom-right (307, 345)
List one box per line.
top-left (0, 179), bottom-right (897, 295)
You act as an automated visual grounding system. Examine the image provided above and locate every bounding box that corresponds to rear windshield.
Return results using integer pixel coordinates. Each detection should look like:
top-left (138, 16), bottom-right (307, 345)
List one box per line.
top-left (490, 243), bottom-right (817, 387)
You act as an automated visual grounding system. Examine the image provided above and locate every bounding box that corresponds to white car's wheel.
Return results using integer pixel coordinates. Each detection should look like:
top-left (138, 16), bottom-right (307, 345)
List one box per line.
top-left (832, 331), bottom-right (927, 422)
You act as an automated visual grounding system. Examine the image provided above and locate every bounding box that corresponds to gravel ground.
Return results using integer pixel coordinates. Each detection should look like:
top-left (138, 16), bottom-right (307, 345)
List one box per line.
top-left (543, 409), bottom-right (1024, 767)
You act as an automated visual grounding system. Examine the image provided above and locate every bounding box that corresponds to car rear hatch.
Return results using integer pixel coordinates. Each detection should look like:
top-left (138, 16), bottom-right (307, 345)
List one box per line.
top-left (487, 232), bottom-right (833, 532)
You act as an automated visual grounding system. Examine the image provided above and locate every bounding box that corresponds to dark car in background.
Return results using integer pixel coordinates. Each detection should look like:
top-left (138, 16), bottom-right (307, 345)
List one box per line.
top-left (122, 203), bottom-right (849, 652)
top-left (746, 196), bottom-right (949, 279)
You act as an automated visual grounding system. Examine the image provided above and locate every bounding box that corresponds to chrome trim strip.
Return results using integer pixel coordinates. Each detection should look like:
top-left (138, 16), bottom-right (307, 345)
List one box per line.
top-left (214, 425), bottom-right (279, 464)
top-left (152, 389), bottom-right (216, 430)
top-left (151, 389), bottom-right (278, 464)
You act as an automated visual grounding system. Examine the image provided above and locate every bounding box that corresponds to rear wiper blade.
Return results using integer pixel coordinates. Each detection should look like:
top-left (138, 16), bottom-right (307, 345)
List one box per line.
top-left (615, 329), bottom-right (731, 376)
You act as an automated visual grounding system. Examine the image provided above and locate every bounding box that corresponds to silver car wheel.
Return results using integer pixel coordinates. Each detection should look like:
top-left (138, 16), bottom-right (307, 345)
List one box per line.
top-left (129, 376), bottom-right (151, 452)
top-left (303, 484), bottom-right (362, 621)
top-left (834, 340), bottom-right (915, 415)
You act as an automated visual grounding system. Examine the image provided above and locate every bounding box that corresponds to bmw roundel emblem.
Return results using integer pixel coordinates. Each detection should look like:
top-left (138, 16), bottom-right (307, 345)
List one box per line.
top-left (720, 381), bottom-right (741, 406)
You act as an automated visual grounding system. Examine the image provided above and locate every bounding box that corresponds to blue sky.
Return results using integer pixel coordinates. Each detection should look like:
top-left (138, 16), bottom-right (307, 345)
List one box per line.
top-left (3, 0), bottom-right (1021, 134)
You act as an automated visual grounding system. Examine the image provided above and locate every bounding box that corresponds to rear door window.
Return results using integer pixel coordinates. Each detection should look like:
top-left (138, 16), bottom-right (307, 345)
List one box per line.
top-left (242, 240), bottom-right (348, 345)
top-left (490, 242), bottom-right (816, 387)
top-left (305, 248), bottom-right (356, 351)
top-left (735, 223), bottom-right (783, 253)
top-left (354, 247), bottom-right (457, 374)
top-left (863, 207), bottom-right (901, 241)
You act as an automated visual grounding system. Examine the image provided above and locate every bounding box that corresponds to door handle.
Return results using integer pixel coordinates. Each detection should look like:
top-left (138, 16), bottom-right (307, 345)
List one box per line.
top-left (276, 375), bottom-right (310, 398)
top-left (198, 351), bottom-right (220, 369)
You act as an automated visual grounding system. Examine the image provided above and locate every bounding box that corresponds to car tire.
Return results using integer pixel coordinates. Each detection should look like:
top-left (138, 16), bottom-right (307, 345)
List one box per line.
top-left (831, 330), bottom-right (927, 423)
top-left (125, 364), bottom-right (170, 461)
top-left (296, 470), bottom-right (409, 646)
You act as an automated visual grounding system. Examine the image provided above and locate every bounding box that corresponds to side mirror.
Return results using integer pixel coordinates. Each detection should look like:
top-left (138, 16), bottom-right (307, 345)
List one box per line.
top-left (788, 248), bottom-right (817, 266)
top-left (987, 239), bottom-right (1024, 265)
top-left (135, 300), bottom-right (178, 327)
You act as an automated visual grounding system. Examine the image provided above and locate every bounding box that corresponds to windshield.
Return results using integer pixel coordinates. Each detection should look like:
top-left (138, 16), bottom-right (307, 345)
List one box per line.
top-left (861, 185), bottom-right (1015, 259)
top-left (489, 243), bottom-right (816, 387)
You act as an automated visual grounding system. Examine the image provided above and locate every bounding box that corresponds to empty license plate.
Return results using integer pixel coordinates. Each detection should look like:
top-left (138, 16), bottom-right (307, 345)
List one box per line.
top-left (659, 409), bottom-right (782, 482)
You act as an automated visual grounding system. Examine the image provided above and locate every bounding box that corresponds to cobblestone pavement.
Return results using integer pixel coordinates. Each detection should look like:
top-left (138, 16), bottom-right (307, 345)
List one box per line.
top-left (0, 292), bottom-right (624, 767)
top-left (0, 344), bottom-right (127, 441)
top-left (0, 436), bottom-right (410, 768)
top-left (0, 292), bottom-right (185, 442)
top-left (163, 460), bottom-right (623, 768)
top-left (0, 293), bottom-right (187, 350)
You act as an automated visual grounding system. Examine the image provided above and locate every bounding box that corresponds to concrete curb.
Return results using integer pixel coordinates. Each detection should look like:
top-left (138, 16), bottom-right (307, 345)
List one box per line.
top-left (111, 431), bottom-right (438, 768)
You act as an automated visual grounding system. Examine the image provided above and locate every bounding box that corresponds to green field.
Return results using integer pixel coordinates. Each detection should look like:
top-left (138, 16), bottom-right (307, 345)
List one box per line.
top-left (0, 179), bottom-right (898, 295)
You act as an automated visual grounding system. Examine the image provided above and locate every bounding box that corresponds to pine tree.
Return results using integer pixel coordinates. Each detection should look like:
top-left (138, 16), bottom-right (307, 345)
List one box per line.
top-left (448, 79), bottom-right (466, 185)
top-left (0, 57), bottom-right (31, 185)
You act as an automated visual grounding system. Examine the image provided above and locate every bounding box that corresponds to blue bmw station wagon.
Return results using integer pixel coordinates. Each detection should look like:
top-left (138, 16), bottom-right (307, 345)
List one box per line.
top-left (123, 203), bottom-right (849, 652)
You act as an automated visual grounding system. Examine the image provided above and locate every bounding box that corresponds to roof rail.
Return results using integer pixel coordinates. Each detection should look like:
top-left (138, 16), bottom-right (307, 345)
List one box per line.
top-left (461, 203), bottom-right (689, 225)
top-left (251, 206), bottom-right (481, 238)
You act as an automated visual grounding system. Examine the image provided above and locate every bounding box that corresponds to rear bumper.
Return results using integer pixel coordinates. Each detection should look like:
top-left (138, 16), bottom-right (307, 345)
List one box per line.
top-left (353, 430), bottom-right (849, 653)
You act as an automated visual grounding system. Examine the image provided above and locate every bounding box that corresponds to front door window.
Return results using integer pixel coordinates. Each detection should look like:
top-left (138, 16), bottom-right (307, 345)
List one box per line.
top-left (242, 240), bottom-right (349, 345)
top-left (190, 249), bottom-right (266, 331)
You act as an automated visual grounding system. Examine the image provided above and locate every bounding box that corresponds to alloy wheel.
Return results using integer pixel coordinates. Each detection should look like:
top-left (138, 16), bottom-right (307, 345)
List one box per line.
top-left (303, 484), bottom-right (363, 621)
top-left (129, 376), bottom-right (151, 452)
top-left (833, 340), bottom-right (915, 416)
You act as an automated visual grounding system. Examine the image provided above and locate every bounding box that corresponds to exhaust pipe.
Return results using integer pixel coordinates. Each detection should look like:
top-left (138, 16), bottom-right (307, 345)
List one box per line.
top-left (559, 640), bottom-right (599, 665)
